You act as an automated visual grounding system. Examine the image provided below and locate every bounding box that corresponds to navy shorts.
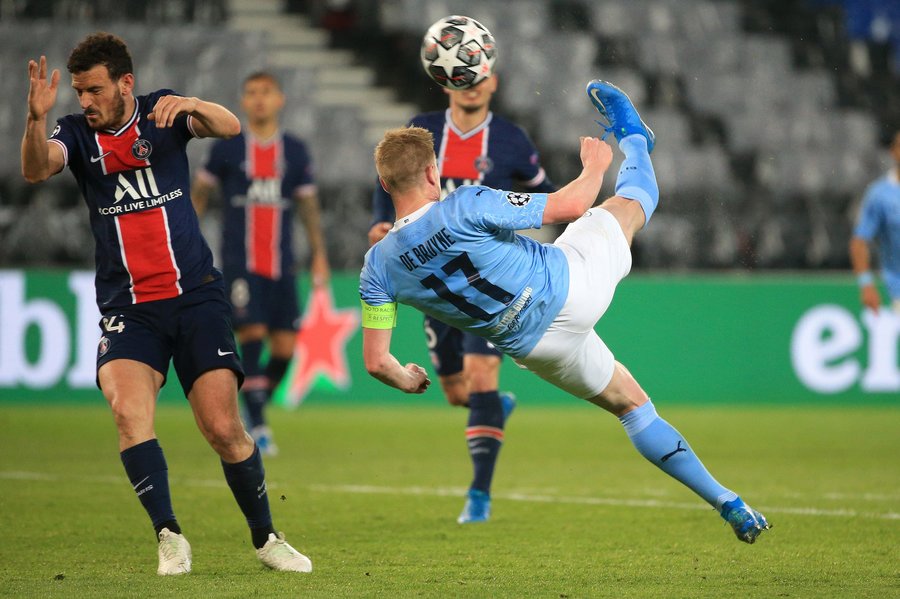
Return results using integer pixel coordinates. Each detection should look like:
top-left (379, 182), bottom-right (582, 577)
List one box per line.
top-left (96, 279), bottom-right (244, 395)
top-left (225, 271), bottom-right (301, 331)
top-left (423, 315), bottom-right (502, 377)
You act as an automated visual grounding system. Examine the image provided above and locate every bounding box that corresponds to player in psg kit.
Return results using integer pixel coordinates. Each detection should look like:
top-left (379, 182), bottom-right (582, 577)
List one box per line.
top-left (193, 71), bottom-right (330, 456)
top-left (368, 74), bottom-right (557, 524)
top-left (21, 33), bottom-right (312, 575)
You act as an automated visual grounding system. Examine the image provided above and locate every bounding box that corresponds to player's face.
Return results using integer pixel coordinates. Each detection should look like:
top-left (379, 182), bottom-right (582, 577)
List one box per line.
top-left (71, 65), bottom-right (133, 131)
top-left (241, 78), bottom-right (285, 124)
top-left (445, 75), bottom-right (497, 113)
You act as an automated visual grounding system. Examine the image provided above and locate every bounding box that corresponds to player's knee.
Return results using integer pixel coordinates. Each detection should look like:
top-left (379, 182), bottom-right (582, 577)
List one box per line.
top-left (202, 418), bottom-right (251, 459)
top-left (444, 390), bottom-right (469, 406)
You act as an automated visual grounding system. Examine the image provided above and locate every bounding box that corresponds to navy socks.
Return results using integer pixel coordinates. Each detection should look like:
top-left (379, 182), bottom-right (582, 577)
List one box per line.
top-left (221, 444), bottom-right (275, 548)
top-left (240, 339), bottom-right (268, 429)
top-left (619, 401), bottom-right (737, 510)
top-left (466, 391), bottom-right (506, 494)
top-left (120, 439), bottom-right (180, 537)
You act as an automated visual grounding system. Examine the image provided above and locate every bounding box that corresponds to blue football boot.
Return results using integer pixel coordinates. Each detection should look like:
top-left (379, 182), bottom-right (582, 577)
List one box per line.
top-left (720, 497), bottom-right (771, 544)
top-left (586, 80), bottom-right (656, 153)
top-left (457, 489), bottom-right (491, 524)
top-left (499, 391), bottom-right (517, 423)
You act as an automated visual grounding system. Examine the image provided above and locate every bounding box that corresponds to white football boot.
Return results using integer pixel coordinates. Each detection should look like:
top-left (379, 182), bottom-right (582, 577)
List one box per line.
top-left (256, 532), bottom-right (312, 572)
top-left (157, 528), bottom-right (192, 575)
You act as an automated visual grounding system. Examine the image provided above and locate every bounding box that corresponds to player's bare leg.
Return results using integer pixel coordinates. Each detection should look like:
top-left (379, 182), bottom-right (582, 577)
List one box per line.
top-left (189, 368), bottom-right (312, 571)
top-left (100, 359), bottom-right (191, 574)
top-left (438, 371), bottom-right (469, 406)
top-left (599, 196), bottom-right (646, 246)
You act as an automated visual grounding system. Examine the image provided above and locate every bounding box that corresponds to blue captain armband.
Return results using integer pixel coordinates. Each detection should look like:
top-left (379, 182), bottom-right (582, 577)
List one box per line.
top-left (361, 300), bottom-right (397, 329)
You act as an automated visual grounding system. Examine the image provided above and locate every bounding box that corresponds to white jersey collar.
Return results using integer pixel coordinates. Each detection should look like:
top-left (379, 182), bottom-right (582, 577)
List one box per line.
top-left (445, 109), bottom-right (493, 140)
top-left (392, 201), bottom-right (436, 232)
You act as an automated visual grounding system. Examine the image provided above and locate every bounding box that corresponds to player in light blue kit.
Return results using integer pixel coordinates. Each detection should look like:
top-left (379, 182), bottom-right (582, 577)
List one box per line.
top-left (360, 80), bottom-right (771, 544)
top-left (850, 131), bottom-right (900, 314)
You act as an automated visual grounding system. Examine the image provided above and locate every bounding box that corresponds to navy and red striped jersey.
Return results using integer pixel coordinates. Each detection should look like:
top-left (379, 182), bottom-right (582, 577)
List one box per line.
top-left (197, 131), bottom-right (315, 280)
top-left (371, 109), bottom-right (556, 223)
top-left (49, 89), bottom-right (216, 310)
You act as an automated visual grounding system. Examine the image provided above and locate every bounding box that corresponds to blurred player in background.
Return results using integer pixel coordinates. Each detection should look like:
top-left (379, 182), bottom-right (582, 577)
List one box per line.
top-left (850, 130), bottom-right (900, 314)
top-left (360, 80), bottom-right (771, 544)
top-left (193, 71), bottom-right (330, 455)
top-left (21, 34), bottom-right (311, 574)
top-left (369, 73), bottom-right (557, 524)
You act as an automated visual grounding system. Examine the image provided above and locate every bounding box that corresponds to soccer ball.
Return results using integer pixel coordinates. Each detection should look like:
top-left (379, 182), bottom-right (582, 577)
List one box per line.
top-left (420, 15), bottom-right (497, 91)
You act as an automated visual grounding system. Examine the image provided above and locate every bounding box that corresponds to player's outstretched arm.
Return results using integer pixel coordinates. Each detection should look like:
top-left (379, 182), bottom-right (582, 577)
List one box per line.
top-left (542, 137), bottom-right (612, 225)
top-left (148, 95), bottom-right (240, 139)
top-left (362, 328), bottom-right (431, 394)
top-left (22, 56), bottom-right (65, 183)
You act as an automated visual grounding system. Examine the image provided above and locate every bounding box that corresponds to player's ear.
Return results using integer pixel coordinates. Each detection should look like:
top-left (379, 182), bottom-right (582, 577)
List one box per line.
top-left (118, 73), bottom-right (134, 97)
top-left (378, 177), bottom-right (391, 194)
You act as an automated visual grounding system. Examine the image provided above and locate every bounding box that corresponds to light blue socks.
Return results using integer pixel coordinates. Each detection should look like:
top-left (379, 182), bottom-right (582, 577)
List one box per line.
top-left (619, 401), bottom-right (737, 510)
top-left (615, 134), bottom-right (659, 223)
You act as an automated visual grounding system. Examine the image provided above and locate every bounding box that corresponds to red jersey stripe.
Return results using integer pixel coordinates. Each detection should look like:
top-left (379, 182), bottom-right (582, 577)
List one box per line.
top-left (245, 136), bottom-right (283, 278)
top-left (246, 205), bottom-right (280, 279)
top-left (249, 139), bottom-right (279, 178)
top-left (440, 127), bottom-right (485, 180)
top-left (115, 207), bottom-right (182, 303)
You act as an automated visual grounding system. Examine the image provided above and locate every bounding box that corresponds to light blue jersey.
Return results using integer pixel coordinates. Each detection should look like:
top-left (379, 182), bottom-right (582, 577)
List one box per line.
top-left (360, 186), bottom-right (569, 358)
top-left (854, 171), bottom-right (900, 298)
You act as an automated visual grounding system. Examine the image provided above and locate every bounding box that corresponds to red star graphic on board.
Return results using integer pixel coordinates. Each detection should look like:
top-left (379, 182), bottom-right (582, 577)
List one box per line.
top-left (286, 286), bottom-right (359, 406)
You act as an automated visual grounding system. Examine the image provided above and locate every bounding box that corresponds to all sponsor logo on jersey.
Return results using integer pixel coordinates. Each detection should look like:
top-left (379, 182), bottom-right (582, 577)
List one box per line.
top-left (131, 138), bottom-right (152, 161)
top-left (506, 192), bottom-right (531, 207)
top-left (99, 167), bottom-right (183, 215)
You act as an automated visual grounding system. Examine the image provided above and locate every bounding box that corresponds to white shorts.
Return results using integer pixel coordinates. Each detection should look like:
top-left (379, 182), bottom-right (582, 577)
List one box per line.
top-left (517, 208), bottom-right (632, 399)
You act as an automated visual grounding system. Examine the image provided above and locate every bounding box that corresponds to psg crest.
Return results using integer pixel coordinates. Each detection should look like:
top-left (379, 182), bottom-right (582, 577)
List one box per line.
top-left (506, 192), bottom-right (531, 207)
top-left (98, 336), bottom-right (110, 357)
top-left (131, 138), bottom-right (152, 161)
top-left (474, 155), bottom-right (494, 174)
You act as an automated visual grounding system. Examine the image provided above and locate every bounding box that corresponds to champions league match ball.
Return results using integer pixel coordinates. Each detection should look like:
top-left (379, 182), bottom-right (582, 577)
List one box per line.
top-left (420, 15), bottom-right (497, 91)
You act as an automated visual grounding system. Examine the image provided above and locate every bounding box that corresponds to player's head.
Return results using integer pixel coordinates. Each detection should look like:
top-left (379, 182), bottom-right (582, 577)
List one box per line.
top-left (444, 74), bottom-right (497, 114)
top-left (375, 126), bottom-right (438, 196)
top-left (241, 71), bottom-right (285, 126)
top-left (67, 32), bottom-right (134, 131)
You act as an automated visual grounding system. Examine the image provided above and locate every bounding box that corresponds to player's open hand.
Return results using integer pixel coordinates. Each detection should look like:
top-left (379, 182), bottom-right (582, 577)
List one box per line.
top-left (148, 95), bottom-right (199, 128)
top-left (579, 136), bottom-right (613, 174)
top-left (404, 363), bottom-right (431, 394)
top-left (27, 56), bottom-right (60, 121)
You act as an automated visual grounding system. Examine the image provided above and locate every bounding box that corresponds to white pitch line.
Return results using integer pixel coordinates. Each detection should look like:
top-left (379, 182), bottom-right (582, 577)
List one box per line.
top-left (307, 483), bottom-right (900, 521)
top-left (3, 470), bottom-right (896, 521)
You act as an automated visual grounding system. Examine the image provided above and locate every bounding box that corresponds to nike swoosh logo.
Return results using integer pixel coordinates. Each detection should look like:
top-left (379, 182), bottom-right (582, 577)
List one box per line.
top-left (217, 349), bottom-right (234, 356)
top-left (90, 151), bottom-right (112, 163)
top-left (132, 476), bottom-right (150, 490)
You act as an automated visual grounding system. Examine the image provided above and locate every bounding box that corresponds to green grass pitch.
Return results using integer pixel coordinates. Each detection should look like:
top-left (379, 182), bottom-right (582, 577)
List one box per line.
top-left (0, 402), bottom-right (897, 598)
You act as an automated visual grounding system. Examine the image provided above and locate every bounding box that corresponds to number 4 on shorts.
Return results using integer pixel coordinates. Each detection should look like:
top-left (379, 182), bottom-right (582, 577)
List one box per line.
top-left (102, 315), bottom-right (125, 333)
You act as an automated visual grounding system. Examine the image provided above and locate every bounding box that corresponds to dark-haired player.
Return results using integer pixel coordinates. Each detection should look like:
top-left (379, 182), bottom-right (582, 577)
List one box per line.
top-left (193, 71), bottom-right (330, 456)
top-left (21, 32), bottom-right (311, 575)
top-left (368, 73), bottom-right (556, 524)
